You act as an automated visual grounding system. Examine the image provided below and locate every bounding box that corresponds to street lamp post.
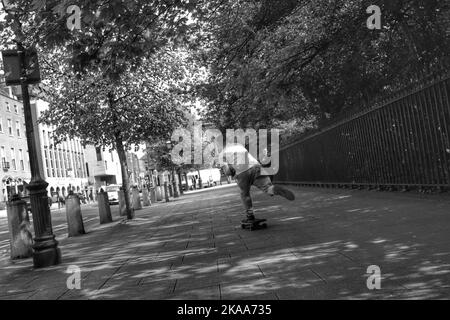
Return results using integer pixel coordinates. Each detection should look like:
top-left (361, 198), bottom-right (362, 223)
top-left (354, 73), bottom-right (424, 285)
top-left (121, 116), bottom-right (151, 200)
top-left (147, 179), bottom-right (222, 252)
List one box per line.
top-left (2, 44), bottom-right (61, 268)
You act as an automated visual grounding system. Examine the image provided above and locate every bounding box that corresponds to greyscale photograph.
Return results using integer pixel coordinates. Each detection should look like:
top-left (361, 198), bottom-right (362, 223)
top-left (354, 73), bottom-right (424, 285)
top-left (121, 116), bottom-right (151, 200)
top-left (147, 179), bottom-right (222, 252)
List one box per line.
top-left (0, 0), bottom-right (449, 302)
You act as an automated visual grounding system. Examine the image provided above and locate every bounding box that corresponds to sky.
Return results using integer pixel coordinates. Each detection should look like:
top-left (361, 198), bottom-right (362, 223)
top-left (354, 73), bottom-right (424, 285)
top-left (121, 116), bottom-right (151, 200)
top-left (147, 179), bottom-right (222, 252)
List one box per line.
top-left (0, 2), bottom-right (4, 21)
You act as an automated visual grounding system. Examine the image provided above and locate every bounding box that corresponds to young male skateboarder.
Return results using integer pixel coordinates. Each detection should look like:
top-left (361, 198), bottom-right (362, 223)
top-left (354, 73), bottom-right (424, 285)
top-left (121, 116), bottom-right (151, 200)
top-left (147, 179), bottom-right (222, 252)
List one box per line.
top-left (219, 144), bottom-right (295, 222)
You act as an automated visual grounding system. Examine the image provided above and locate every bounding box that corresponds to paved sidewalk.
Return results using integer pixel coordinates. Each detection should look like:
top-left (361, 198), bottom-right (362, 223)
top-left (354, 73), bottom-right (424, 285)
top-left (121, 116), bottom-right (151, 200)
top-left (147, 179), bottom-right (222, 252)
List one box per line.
top-left (0, 184), bottom-right (449, 300)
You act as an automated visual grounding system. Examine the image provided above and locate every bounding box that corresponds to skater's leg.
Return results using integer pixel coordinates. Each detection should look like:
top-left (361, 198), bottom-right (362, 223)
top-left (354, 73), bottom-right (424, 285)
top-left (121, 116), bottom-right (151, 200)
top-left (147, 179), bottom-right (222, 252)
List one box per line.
top-left (236, 171), bottom-right (256, 221)
top-left (253, 167), bottom-right (295, 201)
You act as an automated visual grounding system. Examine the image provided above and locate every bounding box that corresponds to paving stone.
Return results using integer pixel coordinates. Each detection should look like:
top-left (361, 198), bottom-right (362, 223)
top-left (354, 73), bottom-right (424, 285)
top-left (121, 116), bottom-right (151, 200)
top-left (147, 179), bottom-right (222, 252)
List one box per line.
top-left (167, 285), bottom-right (220, 300)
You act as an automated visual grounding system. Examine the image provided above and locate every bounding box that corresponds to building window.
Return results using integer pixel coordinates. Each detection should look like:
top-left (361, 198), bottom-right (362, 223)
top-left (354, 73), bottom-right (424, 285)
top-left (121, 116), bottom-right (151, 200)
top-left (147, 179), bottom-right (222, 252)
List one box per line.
top-left (14, 105), bottom-right (18, 113)
top-left (82, 153), bottom-right (87, 177)
top-left (66, 150), bottom-right (70, 171)
top-left (96, 147), bottom-right (102, 161)
top-left (1, 146), bottom-right (6, 166)
top-left (44, 150), bottom-right (50, 177)
top-left (19, 149), bottom-right (24, 171)
top-left (55, 149), bottom-right (60, 177)
top-left (59, 150), bottom-right (65, 177)
top-left (63, 150), bottom-right (68, 173)
top-left (110, 151), bottom-right (114, 162)
top-left (16, 121), bottom-right (20, 137)
top-left (0, 117), bottom-right (3, 132)
top-left (71, 151), bottom-right (76, 178)
top-left (105, 160), bottom-right (108, 170)
top-left (49, 150), bottom-right (55, 177)
top-left (5, 102), bottom-right (10, 112)
top-left (86, 163), bottom-right (90, 177)
top-left (10, 148), bottom-right (16, 170)
top-left (78, 153), bottom-right (82, 177)
top-left (7, 119), bottom-right (12, 135)
top-left (42, 130), bottom-right (47, 146)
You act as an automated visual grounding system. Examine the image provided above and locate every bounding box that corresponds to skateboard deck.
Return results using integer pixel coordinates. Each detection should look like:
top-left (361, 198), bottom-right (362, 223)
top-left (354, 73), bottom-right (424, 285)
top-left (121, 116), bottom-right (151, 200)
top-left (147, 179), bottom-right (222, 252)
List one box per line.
top-left (241, 218), bottom-right (267, 231)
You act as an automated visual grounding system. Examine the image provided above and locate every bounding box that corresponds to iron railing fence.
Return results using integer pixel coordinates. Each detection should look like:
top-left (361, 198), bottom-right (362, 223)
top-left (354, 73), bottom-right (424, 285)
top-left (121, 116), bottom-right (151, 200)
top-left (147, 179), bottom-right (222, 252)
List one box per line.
top-left (274, 71), bottom-right (450, 191)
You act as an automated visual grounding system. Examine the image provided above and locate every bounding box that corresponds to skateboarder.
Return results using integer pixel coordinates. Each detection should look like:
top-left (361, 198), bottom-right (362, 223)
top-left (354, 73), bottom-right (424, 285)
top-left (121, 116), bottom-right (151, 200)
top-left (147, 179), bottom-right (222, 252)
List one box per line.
top-left (219, 144), bottom-right (295, 223)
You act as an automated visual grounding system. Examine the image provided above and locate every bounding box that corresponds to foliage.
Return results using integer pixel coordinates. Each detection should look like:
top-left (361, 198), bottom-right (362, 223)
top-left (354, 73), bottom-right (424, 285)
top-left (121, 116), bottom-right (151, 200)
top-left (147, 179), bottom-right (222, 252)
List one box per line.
top-left (39, 48), bottom-right (190, 149)
top-left (1, 0), bottom-right (200, 76)
top-left (194, 0), bottom-right (450, 131)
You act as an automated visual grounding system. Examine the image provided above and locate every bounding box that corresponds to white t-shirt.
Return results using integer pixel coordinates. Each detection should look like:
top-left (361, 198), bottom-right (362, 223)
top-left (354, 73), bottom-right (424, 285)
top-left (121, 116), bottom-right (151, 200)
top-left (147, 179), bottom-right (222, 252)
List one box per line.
top-left (218, 144), bottom-right (260, 176)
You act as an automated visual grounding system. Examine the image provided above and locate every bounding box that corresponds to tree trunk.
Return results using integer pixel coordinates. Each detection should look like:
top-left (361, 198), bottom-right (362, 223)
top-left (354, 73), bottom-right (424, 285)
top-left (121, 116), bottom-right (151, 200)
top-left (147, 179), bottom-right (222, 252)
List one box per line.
top-left (115, 133), bottom-right (133, 220)
top-left (107, 91), bottom-right (133, 219)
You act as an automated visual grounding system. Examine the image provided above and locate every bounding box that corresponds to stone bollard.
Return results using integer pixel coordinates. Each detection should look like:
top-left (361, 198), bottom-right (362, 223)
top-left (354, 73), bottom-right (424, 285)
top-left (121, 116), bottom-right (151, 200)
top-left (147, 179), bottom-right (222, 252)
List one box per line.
top-left (142, 189), bottom-right (151, 206)
top-left (97, 191), bottom-right (112, 224)
top-left (156, 186), bottom-right (162, 201)
top-left (168, 183), bottom-right (173, 197)
top-left (132, 188), bottom-right (142, 210)
top-left (150, 187), bottom-right (156, 203)
top-left (173, 181), bottom-right (179, 198)
top-left (65, 192), bottom-right (85, 237)
top-left (6, 195), bottom-right (33, 259)
top-left (178, 178), bottom-right (184, 195)
top-left (118, 190), bottom-right (127, 216)
top-left (164, 182), bottom-right (170, 202)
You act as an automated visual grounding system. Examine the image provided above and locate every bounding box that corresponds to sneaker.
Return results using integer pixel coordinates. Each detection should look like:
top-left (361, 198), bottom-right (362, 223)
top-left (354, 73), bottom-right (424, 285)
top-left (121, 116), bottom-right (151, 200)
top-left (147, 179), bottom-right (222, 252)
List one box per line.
top-left (273, 185), bottom-right (295, 201)
top-left (242, 216), bottom-right (256, 223)
top-left (242, 212), bottom-right (256, 223)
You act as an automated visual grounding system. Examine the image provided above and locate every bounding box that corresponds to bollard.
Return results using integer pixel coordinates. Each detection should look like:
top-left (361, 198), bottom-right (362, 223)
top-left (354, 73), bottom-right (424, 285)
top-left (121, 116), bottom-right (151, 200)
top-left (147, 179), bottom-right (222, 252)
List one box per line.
top-left (65, 192), bottom-right (85, 237)
top-left (118, 190), bottom-right (127, 216)
top-left (142, 189), bottom-right (151, 206)
top-left (150, 187), bottom-right (156, 203)
top-left (164, 182), bottom-right (170, 202)
top-left (6, 195), bottom-right (33, 259)
top-left (173, 181), bottom-right (179, 198)
top-left (156, 186), bottom-right (162, 201)
top-left (132, 188), bottom-right (142, 210)
top-left (97, 191), bottom-right (112, 224)
top-left (168, 183), bottom-right (173, 197)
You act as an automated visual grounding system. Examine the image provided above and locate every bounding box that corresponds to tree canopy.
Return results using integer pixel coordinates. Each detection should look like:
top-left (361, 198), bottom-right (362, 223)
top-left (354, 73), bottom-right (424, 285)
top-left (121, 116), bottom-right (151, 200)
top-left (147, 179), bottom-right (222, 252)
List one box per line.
top-left (194, 0), bottom-right (450, 136)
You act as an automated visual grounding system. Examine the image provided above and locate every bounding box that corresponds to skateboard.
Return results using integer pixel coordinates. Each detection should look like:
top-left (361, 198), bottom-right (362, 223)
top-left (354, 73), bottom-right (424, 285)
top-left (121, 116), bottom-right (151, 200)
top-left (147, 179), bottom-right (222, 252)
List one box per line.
top-left (241, 218), bottom-right (267, 231)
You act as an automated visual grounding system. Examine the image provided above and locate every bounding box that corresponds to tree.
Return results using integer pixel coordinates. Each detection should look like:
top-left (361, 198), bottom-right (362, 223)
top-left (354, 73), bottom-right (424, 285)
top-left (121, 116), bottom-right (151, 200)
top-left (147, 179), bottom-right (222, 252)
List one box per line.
top-left (39, 48), bottom-right (190, 218)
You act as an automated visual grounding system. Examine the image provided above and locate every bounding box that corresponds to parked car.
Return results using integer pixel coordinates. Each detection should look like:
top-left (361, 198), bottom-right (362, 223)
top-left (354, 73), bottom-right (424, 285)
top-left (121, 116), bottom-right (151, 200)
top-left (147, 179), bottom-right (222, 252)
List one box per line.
top-left (105, 185), bottom-right (121, 205)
